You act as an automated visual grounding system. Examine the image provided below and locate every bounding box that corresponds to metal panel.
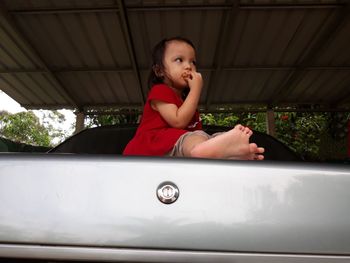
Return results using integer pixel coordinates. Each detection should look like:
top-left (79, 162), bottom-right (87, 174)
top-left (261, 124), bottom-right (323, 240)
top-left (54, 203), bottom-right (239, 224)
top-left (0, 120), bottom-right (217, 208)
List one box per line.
top-left (0, 155), bottom-right (350, 255)
top-left (0, 0), bottom-right (349, 110)
top-left (14, 12), bottom-right (131, 69)
top-left (316, 18), bottom-right (350, 65)
top-left (1, 244), bottom-right (350, 263)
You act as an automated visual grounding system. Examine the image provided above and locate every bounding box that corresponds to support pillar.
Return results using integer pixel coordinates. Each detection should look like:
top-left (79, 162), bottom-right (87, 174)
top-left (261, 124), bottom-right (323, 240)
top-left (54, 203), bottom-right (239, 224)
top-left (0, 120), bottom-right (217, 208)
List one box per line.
top-left (348, 119), bottom-right (350, 159)
top-left (74, 111), bottom-right (85, 134)
top-left (266, 109), bottom-right (276, 137)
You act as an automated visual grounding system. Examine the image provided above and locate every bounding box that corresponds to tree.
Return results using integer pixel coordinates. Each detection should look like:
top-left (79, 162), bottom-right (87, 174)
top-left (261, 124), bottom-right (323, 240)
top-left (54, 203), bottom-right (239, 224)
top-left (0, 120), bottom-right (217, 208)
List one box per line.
top-left (0, 110), bottom-right (67, 147)
top-left (85, 109), bottom-right (140, 128)
top-left (35, 110), bottom-right (69, 145)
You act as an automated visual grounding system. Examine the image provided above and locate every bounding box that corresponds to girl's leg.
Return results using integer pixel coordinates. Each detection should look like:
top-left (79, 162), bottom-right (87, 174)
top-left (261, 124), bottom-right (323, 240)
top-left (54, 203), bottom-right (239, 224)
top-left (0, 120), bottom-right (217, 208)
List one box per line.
top-left (182, 125), bottom-right (264, 160)
top-left (181, 133), bottom-right (209, 157)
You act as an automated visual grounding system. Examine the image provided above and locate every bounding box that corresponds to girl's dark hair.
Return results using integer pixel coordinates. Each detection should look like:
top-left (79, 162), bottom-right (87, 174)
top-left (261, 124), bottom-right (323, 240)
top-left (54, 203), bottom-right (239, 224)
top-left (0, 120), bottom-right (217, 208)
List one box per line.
top-left (147, 36), bottom-right (196, 89)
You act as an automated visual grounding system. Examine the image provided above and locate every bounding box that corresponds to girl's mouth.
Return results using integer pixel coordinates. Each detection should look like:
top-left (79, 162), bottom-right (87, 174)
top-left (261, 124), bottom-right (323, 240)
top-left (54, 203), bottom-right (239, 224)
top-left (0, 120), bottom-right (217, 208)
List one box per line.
top-left (182, 72), bottom-right (192, 80)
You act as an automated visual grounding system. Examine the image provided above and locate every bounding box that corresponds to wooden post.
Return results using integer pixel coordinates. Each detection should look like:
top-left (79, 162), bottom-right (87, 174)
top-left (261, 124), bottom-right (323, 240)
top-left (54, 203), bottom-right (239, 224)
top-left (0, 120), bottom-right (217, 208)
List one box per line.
top-left (74, 111), bottom-right (85, 134)
top-left (266, 109), bottom-right (276, 137)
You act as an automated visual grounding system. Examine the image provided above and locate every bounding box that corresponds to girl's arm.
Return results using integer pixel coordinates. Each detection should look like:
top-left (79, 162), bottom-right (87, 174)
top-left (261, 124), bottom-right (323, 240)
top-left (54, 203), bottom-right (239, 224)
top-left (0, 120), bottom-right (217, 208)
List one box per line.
top-left (152, 72), bottom-right (202, 129)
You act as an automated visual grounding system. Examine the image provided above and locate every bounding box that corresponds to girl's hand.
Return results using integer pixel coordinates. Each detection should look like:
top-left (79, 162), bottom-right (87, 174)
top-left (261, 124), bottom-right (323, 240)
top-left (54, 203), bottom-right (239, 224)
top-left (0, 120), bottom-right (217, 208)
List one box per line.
top-left (183, 71), bottom-right (203, 92)
top-left (152, 70), bottom-right (202, 129)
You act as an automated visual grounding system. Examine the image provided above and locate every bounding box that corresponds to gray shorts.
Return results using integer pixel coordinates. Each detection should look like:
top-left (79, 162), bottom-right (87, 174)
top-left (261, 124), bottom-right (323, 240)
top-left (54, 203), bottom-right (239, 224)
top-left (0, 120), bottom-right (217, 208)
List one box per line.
top-left (166, 130), bottom-right (222, 157)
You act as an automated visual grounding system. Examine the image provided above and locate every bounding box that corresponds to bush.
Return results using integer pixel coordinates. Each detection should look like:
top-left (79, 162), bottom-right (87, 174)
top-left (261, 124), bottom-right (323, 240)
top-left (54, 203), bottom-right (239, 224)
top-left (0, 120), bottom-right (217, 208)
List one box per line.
top-left (201, 111), bottom-right (349, 161)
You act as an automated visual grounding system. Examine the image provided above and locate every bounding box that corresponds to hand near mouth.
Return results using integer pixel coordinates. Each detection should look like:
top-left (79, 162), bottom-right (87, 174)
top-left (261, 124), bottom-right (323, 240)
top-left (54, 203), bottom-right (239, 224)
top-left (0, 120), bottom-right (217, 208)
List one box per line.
top-left (182, 71), bottom-right (193, 81)
top-left (183, 71), bottom-right (202, 92)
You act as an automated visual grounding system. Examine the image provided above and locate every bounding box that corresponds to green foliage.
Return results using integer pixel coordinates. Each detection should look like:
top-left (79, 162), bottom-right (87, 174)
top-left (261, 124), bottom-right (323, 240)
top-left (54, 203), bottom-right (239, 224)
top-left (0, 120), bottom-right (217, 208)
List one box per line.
top-left (0, 111), bottom-right (51, 146)
top-left (0, 110), bottom-right (68, 147)
top-left (239, 112), bottom-right (267, 133)
top-left (85, 110), bottom-right (140, 128)
top-left (274, 112), bottom-right (330, 160)
top-left (328, 112), bottom-right (349, 140)
top-left (201, 111), bottom-right (349, 161)
top-left (38, 110), bottom-right (68, 145)
top-left (200, 113), bottom-right (239, 127)
top-left (200, 112), bottom-right (266, 132)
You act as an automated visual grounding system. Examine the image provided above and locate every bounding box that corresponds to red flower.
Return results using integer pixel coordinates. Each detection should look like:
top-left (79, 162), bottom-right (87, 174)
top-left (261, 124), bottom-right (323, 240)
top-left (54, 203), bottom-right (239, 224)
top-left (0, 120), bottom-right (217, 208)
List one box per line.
top-left (281, 115), bottom-right (289, 121)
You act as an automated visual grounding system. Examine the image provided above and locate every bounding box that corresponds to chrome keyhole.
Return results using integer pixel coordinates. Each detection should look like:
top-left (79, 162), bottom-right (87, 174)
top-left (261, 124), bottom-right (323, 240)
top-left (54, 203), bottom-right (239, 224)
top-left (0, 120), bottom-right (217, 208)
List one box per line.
top-left (157, 182), bottom-right (179, 204)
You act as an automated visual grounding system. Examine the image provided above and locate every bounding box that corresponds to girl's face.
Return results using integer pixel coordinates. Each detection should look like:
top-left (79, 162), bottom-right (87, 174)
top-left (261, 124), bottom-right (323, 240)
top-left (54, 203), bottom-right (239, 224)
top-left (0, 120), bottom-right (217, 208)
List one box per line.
top-left (161, 40), bottom-right (197, 89)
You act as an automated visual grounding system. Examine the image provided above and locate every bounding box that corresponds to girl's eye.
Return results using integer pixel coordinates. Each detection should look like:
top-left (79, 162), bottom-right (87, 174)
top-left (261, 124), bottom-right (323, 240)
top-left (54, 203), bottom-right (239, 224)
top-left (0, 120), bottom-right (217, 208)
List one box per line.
top-left (175, 58), bottom-right (182, 63)
top-left (192, 61), bottom-right (196, 66)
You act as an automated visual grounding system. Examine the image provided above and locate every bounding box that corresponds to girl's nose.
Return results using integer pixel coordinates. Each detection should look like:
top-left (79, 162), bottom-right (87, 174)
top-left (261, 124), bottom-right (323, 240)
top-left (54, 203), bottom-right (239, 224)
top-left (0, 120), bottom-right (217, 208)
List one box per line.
top-left (185, 62), bottom-right (192, 70)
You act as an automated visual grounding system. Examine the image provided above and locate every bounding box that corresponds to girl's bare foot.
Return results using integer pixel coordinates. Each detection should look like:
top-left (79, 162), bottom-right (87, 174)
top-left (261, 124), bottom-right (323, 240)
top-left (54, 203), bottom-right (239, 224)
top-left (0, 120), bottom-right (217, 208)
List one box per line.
top-left (190, 124), bottom-right (264, 160)
top-left (247, 143), bottom-right (265, 160)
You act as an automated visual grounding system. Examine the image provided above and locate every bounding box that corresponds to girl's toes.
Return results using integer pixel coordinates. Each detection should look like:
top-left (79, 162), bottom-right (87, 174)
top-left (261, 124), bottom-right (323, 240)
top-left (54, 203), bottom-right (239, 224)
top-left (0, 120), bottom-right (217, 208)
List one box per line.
top-left (256, 154), bottom-right (264, 160)
top-left (235, 124), bottom-right (244, 131)
top-left (249, 143), bottom-right (258, 152)
top-left (257, 147), bottom-right (265, 154)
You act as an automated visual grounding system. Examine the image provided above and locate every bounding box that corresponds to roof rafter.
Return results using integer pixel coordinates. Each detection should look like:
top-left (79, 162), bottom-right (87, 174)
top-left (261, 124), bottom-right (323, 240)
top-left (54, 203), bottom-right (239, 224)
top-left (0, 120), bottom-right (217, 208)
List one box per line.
top-left (331, 76), bottom-right (350, 107)
top-left (115, 0), bottom-right (145, 104)
top-left (9, 2), bottom-right (346, 15)
top-left (271, 2), bottom-right (350, 104)
top-left (205, 0), bottom-right (240, 110)
top-left (0, 2), bottom-right (79, 108)
top-left (336, 94), bottom-right (350, 106)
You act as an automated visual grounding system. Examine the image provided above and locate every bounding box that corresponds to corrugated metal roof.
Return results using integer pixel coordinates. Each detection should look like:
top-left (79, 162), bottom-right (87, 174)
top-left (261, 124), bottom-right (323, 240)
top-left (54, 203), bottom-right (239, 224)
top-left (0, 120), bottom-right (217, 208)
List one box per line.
top-left (0, 0), bottom-right (349, 113)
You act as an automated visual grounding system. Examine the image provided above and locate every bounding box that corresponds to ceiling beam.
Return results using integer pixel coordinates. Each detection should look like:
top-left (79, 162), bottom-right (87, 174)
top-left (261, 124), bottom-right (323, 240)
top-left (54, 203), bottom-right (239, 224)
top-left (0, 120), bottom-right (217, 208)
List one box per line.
top-left (336, 94), bottom-right (350, 106)
top-left (128, 3), bottom-right (345, 11)
top-left (21, 100), bottom-right (350, 113)
top-left (332, 82), bottom-right (350, 106)
top-left (271, 2), bottom-right (350, 104)
top-left (9, 2), bottom-right (345, 15)
top-left (30, 104), bottom-right (348, 114)
top-left (1, 65), bottom-right (350, 74)
top-left (0, 3), bottom-right (79, 108)
top-left (115, 0), bottom-right (145, 104)
top-left (205, 0), bottom-right (240, 110)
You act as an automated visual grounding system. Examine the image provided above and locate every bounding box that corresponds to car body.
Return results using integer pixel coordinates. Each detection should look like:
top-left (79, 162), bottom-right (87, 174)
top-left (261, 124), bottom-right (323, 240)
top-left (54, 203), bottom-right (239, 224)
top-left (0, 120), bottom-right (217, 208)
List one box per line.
top-left (1, 0), bottom-right (350, 261)
top-left (1, 148), bottom-right (350, 262)
top-left (48, 125), bottom-right (302, 161)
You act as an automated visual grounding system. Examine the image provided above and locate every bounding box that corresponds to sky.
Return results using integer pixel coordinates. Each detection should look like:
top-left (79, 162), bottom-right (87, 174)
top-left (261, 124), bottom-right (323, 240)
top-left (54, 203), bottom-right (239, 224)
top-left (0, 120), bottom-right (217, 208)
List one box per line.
top-left (0, 90), bottom-right (76, 143)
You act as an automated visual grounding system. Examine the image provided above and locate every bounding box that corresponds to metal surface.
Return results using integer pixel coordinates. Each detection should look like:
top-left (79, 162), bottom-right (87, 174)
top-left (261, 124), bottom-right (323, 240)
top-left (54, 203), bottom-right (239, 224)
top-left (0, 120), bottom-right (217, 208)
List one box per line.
top-left (0, 0), bottom-right (349, 111)
top-left (0, 154), bottom-right (350, 258)
top-left (1, 244), bottom-right (350, 263)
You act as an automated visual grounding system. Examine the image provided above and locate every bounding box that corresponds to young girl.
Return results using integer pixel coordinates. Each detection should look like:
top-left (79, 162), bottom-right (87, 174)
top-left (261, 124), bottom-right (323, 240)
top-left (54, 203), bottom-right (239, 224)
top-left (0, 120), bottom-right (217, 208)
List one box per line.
top-left (123, 37), bottom-right (264, 160)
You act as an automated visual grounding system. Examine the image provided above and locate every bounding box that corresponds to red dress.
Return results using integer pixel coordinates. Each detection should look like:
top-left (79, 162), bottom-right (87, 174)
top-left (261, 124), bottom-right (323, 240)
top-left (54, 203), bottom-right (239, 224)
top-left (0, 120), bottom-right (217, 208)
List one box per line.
top-left (123, 84), bottom-right (202, 156)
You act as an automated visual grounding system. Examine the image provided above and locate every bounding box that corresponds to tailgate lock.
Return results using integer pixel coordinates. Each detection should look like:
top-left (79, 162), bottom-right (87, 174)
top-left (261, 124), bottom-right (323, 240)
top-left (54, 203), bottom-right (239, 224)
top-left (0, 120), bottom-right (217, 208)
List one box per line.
top-left (157, 182), bottom-right (179, 204)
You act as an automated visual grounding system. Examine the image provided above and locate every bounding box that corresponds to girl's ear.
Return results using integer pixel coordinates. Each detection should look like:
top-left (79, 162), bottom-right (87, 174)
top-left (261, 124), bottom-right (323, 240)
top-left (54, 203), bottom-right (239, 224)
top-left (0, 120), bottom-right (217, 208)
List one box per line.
top-left (152, 65), bottom-right (163, 77)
